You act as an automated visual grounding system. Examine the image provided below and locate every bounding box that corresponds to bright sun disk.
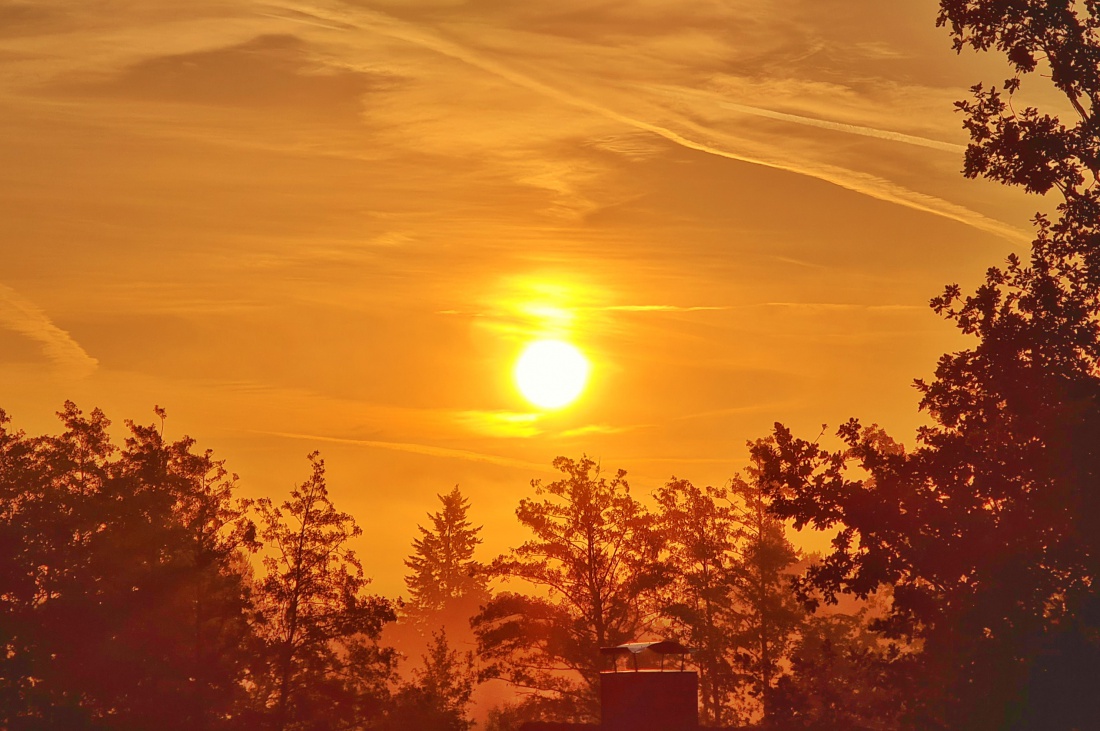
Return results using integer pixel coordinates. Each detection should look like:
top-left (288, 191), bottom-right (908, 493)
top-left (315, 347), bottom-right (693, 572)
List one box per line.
top-left (514, 340), bottom-right (589, 409)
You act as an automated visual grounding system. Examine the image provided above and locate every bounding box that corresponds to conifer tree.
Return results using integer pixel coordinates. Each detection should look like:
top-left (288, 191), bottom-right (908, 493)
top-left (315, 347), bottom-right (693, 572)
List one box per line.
top-left (404, 486), bottom-right (487, 624)
top-left (381, 629), bottom-right (477, 731)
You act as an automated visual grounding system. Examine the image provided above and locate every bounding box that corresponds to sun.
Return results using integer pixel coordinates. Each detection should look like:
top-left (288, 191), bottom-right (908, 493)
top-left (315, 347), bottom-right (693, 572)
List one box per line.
top-left (514, 340), bottom-right (590, 409)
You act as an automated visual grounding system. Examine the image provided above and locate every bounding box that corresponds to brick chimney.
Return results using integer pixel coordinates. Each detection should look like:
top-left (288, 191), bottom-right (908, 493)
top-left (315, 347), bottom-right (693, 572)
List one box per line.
top-left (599, 641), bottom-right (698, 731)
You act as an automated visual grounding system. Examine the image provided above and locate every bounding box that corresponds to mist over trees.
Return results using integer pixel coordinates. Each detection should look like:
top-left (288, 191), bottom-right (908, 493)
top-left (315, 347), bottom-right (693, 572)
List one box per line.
top-left (380, 629), bottom-right (477, 731)
top-left (0, 408), bottom-right (881, 730)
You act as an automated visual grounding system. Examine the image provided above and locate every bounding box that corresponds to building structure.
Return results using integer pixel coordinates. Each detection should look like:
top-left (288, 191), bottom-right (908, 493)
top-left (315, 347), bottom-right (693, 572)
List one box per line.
top-left (519, 641), bottom-right (746, 731)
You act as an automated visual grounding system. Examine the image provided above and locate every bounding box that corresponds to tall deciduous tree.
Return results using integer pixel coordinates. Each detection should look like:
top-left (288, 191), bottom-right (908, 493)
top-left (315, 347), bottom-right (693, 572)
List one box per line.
top-left (252, 452), bottom-right (396, 731)
top-left (404, 487), bottom-right (488, 628)
top-left (654, 474), bottom-right (804, 726)
top-left (473, 456), bottom-right (661, 722)
top-left (726, 473), bottom-right (804, 725)
top-left (113, 407), bottom-right (259, 731)
top-left (0, 403), bottom-right (116, 730)
top-left (653, 479), bottom-right (740, 727)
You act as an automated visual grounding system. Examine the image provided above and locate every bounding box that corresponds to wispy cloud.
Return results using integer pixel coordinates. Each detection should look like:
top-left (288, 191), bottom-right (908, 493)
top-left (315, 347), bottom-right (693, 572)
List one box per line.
top-left (762, 302), bottom-right (925, 312)
top-left (592, 304), bottom-right (729, 313)
top-left (558, 423), bottom-right (639, 438)
top-left (454, 410), bottom-right (543, 438)
top-left (274, 1), bottom-right (1027, 244)
top-left (0, 285), bottom-right (98, 378)
top-left (770, 255), bottom-right (829, 270)
top-left (254, 429), bottom-right (549, 471)
top-left (718, 101), bottom-right (966, 153)
top-left (439, 303), bottom-right (728, 317)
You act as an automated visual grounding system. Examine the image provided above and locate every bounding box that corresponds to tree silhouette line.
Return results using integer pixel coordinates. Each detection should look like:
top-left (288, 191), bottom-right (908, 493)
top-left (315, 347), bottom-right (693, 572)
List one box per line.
top-left (0, 410), bottom-right (879, 731)
top-left (4, 2), bottom-right (1100, 729)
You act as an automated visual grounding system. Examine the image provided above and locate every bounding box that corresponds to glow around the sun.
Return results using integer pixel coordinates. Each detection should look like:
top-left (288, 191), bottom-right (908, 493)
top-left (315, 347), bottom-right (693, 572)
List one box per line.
top-left (514, 339), bottom-right (590, 409)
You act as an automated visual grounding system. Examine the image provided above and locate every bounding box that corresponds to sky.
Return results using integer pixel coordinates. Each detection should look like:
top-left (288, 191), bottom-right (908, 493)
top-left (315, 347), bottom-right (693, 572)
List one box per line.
top-left (0, 0), bottom-right (1048, 596)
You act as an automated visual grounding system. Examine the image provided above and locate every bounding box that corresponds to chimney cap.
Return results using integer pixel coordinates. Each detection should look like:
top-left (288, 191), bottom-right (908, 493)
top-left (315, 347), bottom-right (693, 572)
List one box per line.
top-left (599, 640), bottom-right (693, 657)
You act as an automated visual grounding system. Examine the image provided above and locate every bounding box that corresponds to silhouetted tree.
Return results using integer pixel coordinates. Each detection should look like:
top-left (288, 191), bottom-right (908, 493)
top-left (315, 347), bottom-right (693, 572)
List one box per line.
top-left (113, 407), bottom-right (259, 731)
top-left (380, 629), bottom-right (476, 731)
top-left (752, 408), bottom-right (1100, 729)
top-left (472, 456), bottom-right (661, 722)
top-left (726, 473), bottom-right (804, 725)
top-left (745, 4), bottom-right (1100, 728)
top-left (652, 479), bottom-right (741, 726)
top-left (939, 0), bottom-right (1100, 215)
top-left (251, 452), bottom-right (396, 731)
top-left (771, 607), bottom-right (904, 731)
top-left (654, 474), bottom-right (805, 725)
top-left (482, 702), bottom-right (543, 731)
top-left (0, 404), bottom-right (257, 731)
top-left (404, 486), bottom-right (488, 629)
top-left (0, 403), bottom-right (116, 730)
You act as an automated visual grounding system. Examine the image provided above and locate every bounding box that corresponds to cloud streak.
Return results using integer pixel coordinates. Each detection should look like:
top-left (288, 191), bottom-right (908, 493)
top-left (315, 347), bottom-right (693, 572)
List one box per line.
top-left (718, 101), bottom-right (966, 154)
top-left (762, 302), bottom-right (926, 311)
top-left (438, 304), bottom-right (728, 319)
top-left (275, 1), bottom-right (1027, 244)
top-left (0, 285), bottom-right (98, 378)
top-left (592, 304), bottom-right (729, 313)
top-left (255, 429), bottom-right (549, 472)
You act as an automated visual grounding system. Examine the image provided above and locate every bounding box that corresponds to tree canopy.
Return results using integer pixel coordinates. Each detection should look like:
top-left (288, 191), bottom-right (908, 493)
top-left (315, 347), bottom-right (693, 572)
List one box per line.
top-left (252, 452), bottom-right (396, 731)
top-left (0, 404), bottom-right (258, 731)
top-left (473, 456), bottom-right (662, 722)
top-left (747, 3), bottom-right (1100, 728)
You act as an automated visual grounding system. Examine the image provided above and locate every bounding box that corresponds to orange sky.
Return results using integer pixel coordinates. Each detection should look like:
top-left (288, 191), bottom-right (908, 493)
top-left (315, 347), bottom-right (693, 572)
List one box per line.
top-left (0, 0), bottom-right (1050, 596)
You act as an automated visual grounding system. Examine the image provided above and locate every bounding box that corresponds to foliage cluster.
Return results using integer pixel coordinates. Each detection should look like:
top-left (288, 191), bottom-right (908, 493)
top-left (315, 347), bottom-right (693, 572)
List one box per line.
top-left (0, 406), bottom-right (458, 731)
top-left (471, 456), bottom-right (891, 730)
top-left (743, 2), bottom-right (1100, 729)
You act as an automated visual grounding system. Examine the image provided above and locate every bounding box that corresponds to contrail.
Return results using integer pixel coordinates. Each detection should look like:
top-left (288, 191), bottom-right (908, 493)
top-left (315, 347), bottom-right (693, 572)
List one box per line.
top-left (270, 1), bottom-right (1027, 244)
top-left (0, 284), bottom-right (98, 378)
top-left (719, 101), bottom-right (966, 154)
top-left (651, 83), bottom-right (966, 152)
top-left (762, 302), bottom-right (924, 311)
